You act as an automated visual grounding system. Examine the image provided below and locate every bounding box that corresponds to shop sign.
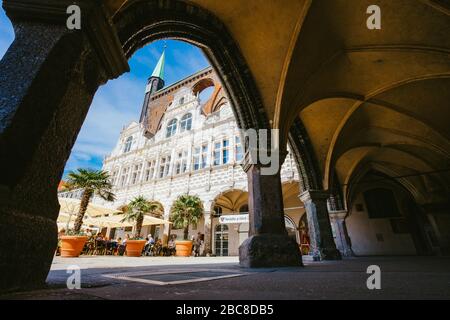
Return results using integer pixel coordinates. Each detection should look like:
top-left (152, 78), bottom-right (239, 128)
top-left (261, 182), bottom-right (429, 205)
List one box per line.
top-left (218, 214), bottom-right (249, 224)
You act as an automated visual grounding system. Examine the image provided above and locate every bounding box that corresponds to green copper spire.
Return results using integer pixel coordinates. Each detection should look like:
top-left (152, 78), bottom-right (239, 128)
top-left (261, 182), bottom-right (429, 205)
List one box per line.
top-left (151, 49), bottom-right (165, 80)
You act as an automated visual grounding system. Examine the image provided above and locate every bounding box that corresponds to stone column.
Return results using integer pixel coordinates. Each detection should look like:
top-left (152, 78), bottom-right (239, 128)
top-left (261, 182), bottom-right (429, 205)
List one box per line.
top-left (239, 151), bottom-right (302, 267)
top-left (203, 211), bottom-right (213, 256)
top-left (162, 207), bottom-right (171, 246)
top-left (0, 0), bottom-right (128, 293)
top-left (329, 210), bottom-right (353, 257)
top-left (423, 205), bottom-right (450, 256)
top-left (299, 190), bottom-right (342, 260)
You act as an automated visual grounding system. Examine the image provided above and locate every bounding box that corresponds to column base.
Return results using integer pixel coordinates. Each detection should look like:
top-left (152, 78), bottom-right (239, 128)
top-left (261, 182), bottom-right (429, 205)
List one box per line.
top-left (239, 234), bottom-right (303, 268)
top-left (309, 247), bottom-right (342, 261)
top-left (0, 208), bottom-right (57, 293)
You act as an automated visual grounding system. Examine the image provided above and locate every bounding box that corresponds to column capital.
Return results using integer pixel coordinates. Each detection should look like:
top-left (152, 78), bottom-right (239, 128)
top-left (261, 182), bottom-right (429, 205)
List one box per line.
top-left (328, 210), bottom-right (348, 221)
top-left (3, 0), bottom-right (129, 79)
top-left (299, 189), bottom-right (329, 203)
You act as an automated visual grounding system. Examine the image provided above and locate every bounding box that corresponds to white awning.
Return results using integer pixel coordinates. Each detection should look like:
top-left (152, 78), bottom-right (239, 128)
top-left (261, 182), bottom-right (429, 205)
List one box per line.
top-left (58, 197), bottom-right (121, 218)
top-left (57, 197), bottom-right (171, 229)
top-left (85, 214), bottom-right (172, 228)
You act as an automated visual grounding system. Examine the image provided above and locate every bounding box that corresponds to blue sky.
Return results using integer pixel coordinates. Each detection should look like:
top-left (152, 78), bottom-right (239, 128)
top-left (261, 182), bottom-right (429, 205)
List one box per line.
top-left (0, 6), bottom-right (211, 178)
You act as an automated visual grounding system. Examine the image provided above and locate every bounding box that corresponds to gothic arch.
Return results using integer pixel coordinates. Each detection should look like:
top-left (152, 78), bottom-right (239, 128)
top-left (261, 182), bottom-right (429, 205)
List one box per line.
top-left (288, 117), bottom-right (322, 192)
top-left (113, 0), bottom-right (269, 131)
top-left (211, 189), bottom-right (249, 212)
top-left (0, 0), bottom-right (273, 292)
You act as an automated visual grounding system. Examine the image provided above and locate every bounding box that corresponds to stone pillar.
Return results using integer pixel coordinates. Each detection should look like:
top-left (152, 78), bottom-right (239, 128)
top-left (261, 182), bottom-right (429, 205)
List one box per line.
top-left (329, 211), bottom-right (353, 257)
top-left (423, 205), bottom-right (450, 256)
top-left (299, 190), bottom-right (342, 260)
top-left (0, 0), bottom-right (128, 293)
top-left (239, 153), bottom-right (302, 267)
top-left (162, 208), bottom-right (171, 246)
top-left (203, 211), bottom-right (213, 256)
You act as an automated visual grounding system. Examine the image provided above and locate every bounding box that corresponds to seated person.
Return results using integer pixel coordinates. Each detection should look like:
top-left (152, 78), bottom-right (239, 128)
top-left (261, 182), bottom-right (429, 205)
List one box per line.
top-left (153, 239), bottom-right (163, 256)
top-left (167, 236), bottom-right (176, 256)
top-left (117, 237), bottom-right (126, 256)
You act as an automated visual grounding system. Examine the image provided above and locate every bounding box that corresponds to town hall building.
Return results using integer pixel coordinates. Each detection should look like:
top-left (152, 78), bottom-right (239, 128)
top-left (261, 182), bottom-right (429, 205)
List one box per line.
top-left (83, 51), bottom-right (306, 256)
top-left (59, 50), bottom-right (434, 259)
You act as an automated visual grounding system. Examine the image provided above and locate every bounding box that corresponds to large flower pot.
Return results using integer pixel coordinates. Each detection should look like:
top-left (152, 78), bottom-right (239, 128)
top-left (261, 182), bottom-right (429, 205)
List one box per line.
top-left (60, 236), bottom-right (88, 258)
top-left (175, 240), bottom-right (193, 257)
top-left (126, 240), bottom-right (147, 257)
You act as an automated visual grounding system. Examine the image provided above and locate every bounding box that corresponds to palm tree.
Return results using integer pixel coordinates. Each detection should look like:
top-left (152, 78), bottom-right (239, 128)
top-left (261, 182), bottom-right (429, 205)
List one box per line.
top-left (66, 169), bottom-right (115, 233)
top-left (121, 196), bottom-right (163, 238)
top-left (170, 194), bottom-right (204, 240)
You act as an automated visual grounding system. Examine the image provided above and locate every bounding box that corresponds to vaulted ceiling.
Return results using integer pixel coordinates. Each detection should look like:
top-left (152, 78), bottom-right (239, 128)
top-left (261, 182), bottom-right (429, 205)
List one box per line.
top-left (105, 0), bottom-right (450, 204)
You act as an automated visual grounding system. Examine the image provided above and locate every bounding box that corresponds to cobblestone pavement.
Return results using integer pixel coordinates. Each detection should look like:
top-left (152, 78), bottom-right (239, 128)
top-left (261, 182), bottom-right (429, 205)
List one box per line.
top-left (2, 256), bottom-right (450, 300)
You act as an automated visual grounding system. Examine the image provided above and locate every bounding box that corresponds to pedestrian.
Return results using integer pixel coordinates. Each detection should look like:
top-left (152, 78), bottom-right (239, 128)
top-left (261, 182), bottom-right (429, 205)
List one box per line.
top-left (194, 232), bottom-right (202, 257)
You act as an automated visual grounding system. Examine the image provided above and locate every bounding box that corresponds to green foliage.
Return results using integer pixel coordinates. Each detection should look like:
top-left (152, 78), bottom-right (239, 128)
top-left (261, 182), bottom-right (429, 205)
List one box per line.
top-left (65, 229), bottom-right (86, 236)
top-left (66, 168), bottom-right (116, 202)
top-left (121, 196), bottom-right (164, 238)
top-left (170, 194), bottom-right (204, 240)
top-left (66, 168), bottom-right (116, 232)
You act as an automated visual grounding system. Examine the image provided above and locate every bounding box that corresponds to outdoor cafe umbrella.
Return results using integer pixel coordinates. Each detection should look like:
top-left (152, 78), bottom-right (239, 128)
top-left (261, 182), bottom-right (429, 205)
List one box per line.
top-left (57, 197), bottom-right (172, 229)
top-left (86, 214), bottom-right (172, 228)
top-left (57, 197), bottom-right (122, 230)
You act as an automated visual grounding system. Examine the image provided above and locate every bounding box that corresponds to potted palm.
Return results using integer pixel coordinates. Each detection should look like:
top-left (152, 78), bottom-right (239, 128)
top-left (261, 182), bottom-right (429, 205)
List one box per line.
top-left (170, 194), bottom-right (204, 257)
top-left (121, 196), bottom-right (163, 257)
top-left (60, 169), bottom-right (115, 257)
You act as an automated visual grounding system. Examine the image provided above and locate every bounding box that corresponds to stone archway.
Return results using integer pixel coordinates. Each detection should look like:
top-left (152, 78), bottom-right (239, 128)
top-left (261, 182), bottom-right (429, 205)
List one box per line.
top-left (113, 0), bottom-right (269, 132)
top-left (210, 189), bottom-right (248, 257)
top-left (0, 0), bottom-right (296, 292)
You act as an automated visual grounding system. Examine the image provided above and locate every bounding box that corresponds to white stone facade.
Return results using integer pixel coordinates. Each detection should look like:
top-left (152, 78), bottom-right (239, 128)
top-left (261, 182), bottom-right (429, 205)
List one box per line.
top-left (83, 81), bottom-right (299, 254)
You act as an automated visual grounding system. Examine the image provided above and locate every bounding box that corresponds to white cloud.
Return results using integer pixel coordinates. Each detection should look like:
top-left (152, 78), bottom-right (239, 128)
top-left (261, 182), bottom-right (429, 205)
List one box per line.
top-left (65, 74), bottom-right (145, 175)
top-left (172, 47), bottom-right (209, 73)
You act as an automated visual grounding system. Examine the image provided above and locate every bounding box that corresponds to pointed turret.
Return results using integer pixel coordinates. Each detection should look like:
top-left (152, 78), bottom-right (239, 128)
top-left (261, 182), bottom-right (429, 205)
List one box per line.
top-left (140, 49), bottom-right (166, 124)
top-left (151, 50), bottom-right (165, 80)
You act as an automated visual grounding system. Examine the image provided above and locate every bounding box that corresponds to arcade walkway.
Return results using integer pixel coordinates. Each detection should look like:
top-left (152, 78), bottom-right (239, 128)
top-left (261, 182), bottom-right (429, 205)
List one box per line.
top-left (2, 256), bottom-right (449, 300)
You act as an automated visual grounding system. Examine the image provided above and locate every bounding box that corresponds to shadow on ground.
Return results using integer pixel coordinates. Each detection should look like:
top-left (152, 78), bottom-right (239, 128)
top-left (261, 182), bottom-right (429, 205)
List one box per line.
top-left (1, 256), bottom-right (450, 300)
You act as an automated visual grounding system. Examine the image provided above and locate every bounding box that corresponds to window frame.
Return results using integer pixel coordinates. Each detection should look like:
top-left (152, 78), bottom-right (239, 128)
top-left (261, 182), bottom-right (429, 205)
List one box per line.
top-left (166, 119), bottom-right (178, 138)
top-left (180, 113), bottom-right (193, 132)
top-left (123, 136), bottom-right (133, 153)
top-left (235, 136), bottom-right (243, 162)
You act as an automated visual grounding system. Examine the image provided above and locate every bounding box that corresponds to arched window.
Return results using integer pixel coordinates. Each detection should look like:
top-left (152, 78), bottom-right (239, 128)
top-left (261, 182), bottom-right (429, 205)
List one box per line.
top-left (166, 119), bottom-right (177, 138)
top-left (123, 136), bottom-right (133, 153)
top-left (179, 97), bottom-right (185, 105)
top-left (180, 113), bottom-right (192, 132)
top-left (215, 224), bottom-right (229, 256)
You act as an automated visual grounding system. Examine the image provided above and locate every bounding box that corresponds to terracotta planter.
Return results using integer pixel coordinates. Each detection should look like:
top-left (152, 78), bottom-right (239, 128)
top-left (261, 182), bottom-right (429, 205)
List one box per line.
top-left (60, 236), bottom-right (88, 258)
top-left (175, 240), bottom-right (193, 257)
top-left (126, 240), bottom-right (146, 257)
